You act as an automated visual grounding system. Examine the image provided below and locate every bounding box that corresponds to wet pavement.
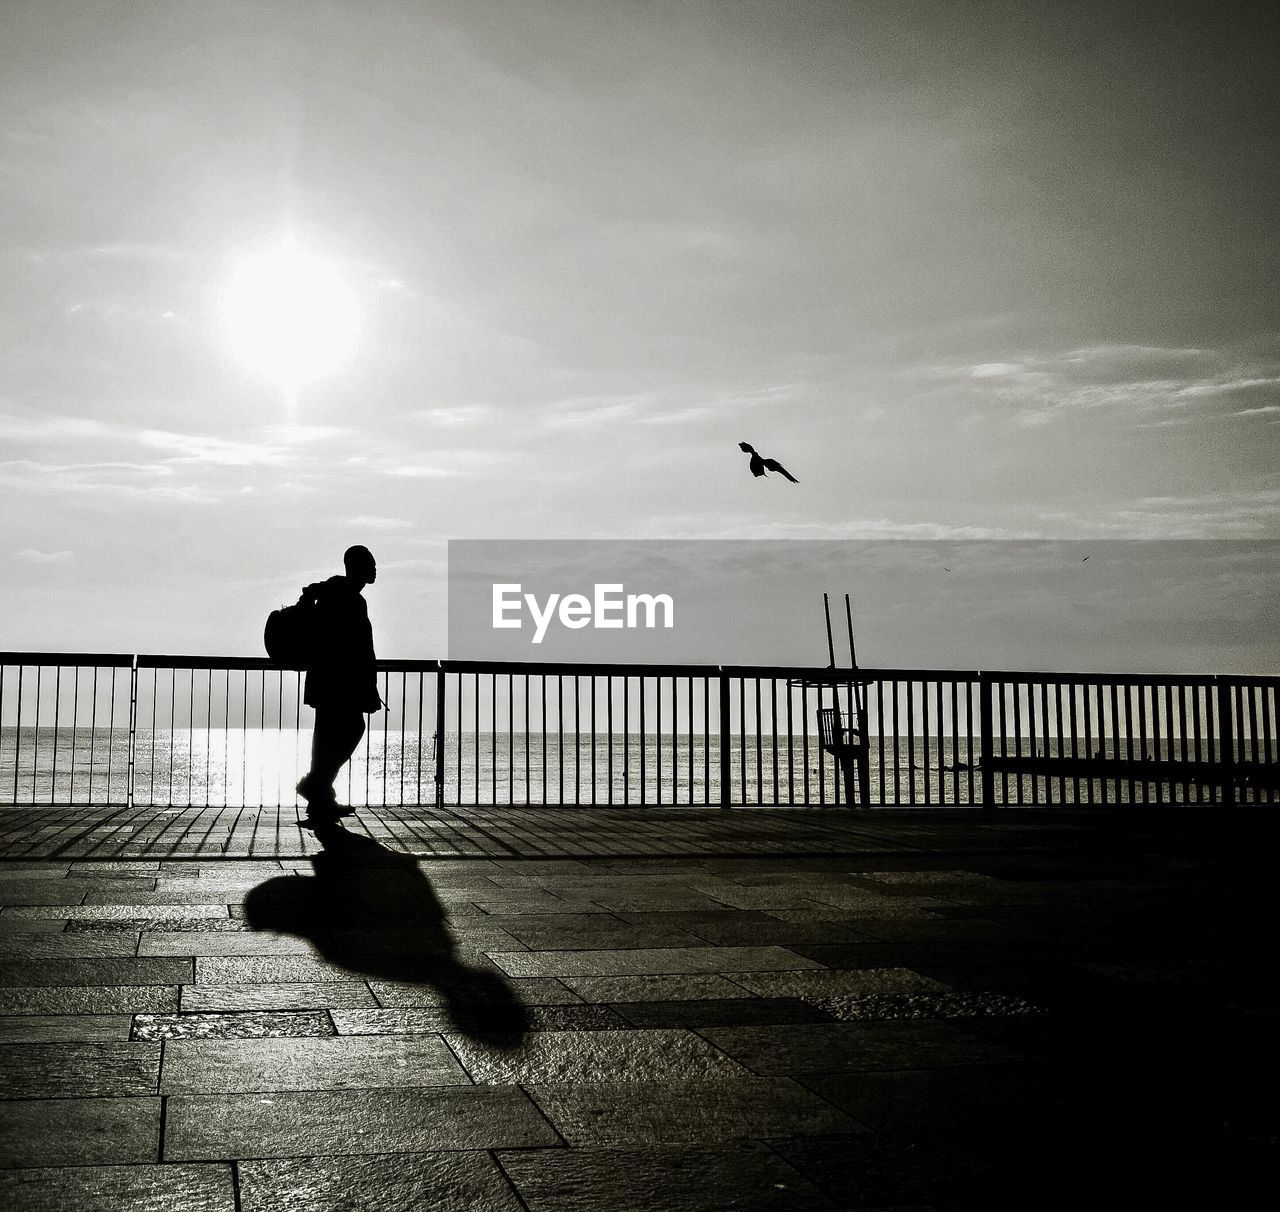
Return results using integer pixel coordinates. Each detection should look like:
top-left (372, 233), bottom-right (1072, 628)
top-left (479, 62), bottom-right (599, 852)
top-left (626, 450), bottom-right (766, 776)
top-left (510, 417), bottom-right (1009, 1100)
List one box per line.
top-left (0, 806), bottom-right (1275, 1209)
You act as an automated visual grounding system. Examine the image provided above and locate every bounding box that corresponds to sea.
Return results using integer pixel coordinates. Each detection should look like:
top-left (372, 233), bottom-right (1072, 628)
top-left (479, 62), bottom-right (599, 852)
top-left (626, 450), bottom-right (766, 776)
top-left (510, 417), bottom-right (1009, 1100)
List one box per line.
top-left (0, 726), bottom-right (1198, 807)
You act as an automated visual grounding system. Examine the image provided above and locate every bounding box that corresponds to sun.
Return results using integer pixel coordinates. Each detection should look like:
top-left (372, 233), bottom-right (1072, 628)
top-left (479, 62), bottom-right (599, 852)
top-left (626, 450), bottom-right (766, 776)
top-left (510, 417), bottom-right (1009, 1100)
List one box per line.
top-left (224, 240), bottom-right (357, 398)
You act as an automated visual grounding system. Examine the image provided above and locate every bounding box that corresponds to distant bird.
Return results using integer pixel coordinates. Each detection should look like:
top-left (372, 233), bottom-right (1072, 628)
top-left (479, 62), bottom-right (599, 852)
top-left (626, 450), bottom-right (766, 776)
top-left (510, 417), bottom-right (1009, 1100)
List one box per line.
top-left (738, 442), bottom-right (798, 483)
top-left (942, 567), bottom-right (952, 573)
top-left (1081, 555), bottom-right (1090, 562)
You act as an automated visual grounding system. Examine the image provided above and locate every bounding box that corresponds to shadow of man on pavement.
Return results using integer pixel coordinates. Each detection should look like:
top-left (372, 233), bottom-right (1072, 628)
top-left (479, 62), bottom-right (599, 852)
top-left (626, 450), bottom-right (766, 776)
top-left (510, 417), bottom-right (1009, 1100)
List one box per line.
top-left (244, 817), bottom-right (529, 1048)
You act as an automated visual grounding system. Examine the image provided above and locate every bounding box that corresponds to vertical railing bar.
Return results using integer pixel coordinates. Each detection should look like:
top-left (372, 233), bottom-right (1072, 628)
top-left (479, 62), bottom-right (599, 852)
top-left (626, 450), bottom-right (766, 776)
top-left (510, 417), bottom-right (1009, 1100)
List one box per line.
top-left (1107, 681), bottom-right (1119, 806)
top-left (127, 657), bottom-right (138, 809)
top-left (573, 674), bottom-right (581, 806)
top-left (655, 675), bottom-right (662, 805)
top-left (814, 680), bottom-right (824, 803)
top-left (1010, 680), bottom-right (1024, 807)
top-left (1137, 684), bottom-right (1150, 804)
top-left (906, 680), bottom-right (916, 806)
top-left (1121, 683), bottom-right (1134, 804)
top-left (221, 669), bottom-right (229, 809)
top-left (876, 680), bottom-right (886, 806)
top-left (770, 678), bottom-right (779, 806)
top-left (926, 680), bottom-right (936, 803)
top-left (997, 680), bottom-right (1009, 807)
top-left (1075, 680), bottom-right (1085, 803)
top-left (591, 675), bottom-right (597, 806)
top-left (787, 676), bottom-right (796, 805)
top-left (802, 683), bottom-right (810, 806)
top-left (537, 670), bottom-right (547, 803)
top-left (965, 680), bottom-right (975, 806)
top-left (412, 671), bottom-right (422, 807)
top-left (688, 676), bottom-right (695, 807)
top-left (507, 672), bottom-right (514, 806)
top-left (607, 676), bottom-right (615, 806)
top-left (754, 677), bottom-right (762, 805)
top-left (1038, 681), bottom-right (1051, 805)
top-left (890, 680), bottom-right (900, 805)
top-left (948, 679), bottom-right (959, 806)
top-left (488, 673), bottom-right (495, 805)
top-left (638, 676), bottom-right (647, 808)
top-left (919, 678), bottom-right (931, 807)
top-left (706, 670), bottom-right (716, 803)
top-left (33, 665), bottom-right (42, 804)
top-left (397, 671), bottom-right (406, 807)
top-left (1190, 684), bottom-right (1203, 803)
top-left (189, 668), bottom-right (198, 808)
top-left (106, 665), bottom-right (117, 805)
top-left (11, 665), bottom-right (21, 804)
top-left (68, 666), bottom-right (79, 803)
top-left (622, 675), bottom-right (631, 806)
top-left (89, 665), bottom-right (99, 805)
top-left (717, 672), bottom-right (731, 809)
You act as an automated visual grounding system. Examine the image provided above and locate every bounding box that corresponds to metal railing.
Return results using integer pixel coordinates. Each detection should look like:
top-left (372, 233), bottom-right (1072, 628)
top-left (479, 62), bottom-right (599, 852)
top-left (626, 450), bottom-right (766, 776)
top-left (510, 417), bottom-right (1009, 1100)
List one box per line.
top-left (1, 653), bottom-right (1276, 808)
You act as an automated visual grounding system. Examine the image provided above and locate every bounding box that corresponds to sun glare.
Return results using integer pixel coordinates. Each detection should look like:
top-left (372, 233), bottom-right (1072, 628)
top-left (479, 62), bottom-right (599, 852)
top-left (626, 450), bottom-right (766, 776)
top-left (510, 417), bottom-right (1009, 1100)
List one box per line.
top-left (224, 241), bottom-right (357, 398)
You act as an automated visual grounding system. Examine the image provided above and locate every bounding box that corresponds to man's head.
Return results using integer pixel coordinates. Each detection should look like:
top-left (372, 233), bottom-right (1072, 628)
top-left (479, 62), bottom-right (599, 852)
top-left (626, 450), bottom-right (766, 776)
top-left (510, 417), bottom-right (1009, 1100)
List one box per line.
top-left (344, 544), bottom-right (377, 587)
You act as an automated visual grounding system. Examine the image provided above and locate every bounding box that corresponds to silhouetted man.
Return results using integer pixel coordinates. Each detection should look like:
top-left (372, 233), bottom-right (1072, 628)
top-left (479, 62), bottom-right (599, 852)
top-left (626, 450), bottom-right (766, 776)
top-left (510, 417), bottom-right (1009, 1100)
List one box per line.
top-left (297, 545), bottom-right (382, 814)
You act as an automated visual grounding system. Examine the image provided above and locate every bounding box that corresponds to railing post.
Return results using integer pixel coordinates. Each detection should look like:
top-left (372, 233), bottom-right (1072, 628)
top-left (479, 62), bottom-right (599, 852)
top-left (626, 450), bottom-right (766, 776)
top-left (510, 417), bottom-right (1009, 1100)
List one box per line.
top-left (979, 672), bottom-right (995, 809)
top-left (126, 655), bottom-right (138, 809)
top-left (434, 664), bottom-right (446, 809)
top-left (1216, 677), bottom-right (1236, 808)
top-left (718, 670), bottom-right (732, 809)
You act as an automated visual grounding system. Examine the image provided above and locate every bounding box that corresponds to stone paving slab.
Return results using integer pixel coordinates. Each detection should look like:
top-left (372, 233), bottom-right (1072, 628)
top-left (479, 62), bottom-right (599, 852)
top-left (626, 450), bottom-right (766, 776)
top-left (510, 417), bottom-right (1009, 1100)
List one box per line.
top-left (525, 1077), bottom-right (866, 1145)
top-left (160, 1035), bottom-right (470, 1093)
top-left (610, 996), bottom-right (834, 1028)
top-left (132, 1011), bottom-right (335, 1040)
top-left (0, 957), bottom-right (192, 987)
top-left (0, 1041), bottom-right (160, 1098)
top-left (446, 1027), bottom-right (752, 1084)
top-left (369, 975), bottom-right (581, 1007)
top-left (496, 1142), bottom-right (838, 1212)
top-left (488, 945), bottom-right (823, 977)
top-left (0, 985), bottom-right (179, 1014)
top-left (0, 1096), bottom-right (161, 1167)
top-left (333, 1005), bottom-right (627, 1034)
top-left (165, 1087), bottom-right (560, 1160)
top-left (179, 982), bottom-right (376, 1012)
top-left (0, 1163), bottom-right (235, 1212)
top-left (0, 933), bottom-right (142, 959)
top-left (237, 1151), bottom-right (525, 1212)
top-left (0, 1015), bottom-right (132, 1042)
top-left (699, 1021), bottom-right (1026, 1074)
top-left (561, 973), bottom-right (756, 1002)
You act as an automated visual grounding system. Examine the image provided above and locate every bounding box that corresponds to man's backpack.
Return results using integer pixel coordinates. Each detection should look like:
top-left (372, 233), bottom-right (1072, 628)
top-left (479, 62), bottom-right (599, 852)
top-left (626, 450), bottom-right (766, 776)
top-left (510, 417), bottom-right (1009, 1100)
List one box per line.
top-left (264, 593), bottom-right (319, 669)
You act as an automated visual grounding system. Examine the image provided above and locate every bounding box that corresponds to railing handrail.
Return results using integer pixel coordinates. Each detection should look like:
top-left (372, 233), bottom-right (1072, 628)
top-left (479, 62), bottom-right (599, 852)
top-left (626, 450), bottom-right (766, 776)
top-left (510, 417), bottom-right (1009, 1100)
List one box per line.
top-left (2, 652), bottom-right (1277, 685)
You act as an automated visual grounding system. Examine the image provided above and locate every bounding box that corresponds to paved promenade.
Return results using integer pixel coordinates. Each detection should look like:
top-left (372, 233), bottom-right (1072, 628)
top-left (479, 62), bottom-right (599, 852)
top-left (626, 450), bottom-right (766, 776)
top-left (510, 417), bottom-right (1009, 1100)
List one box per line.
top-left (0, 806), bottom-right (1274, 1209)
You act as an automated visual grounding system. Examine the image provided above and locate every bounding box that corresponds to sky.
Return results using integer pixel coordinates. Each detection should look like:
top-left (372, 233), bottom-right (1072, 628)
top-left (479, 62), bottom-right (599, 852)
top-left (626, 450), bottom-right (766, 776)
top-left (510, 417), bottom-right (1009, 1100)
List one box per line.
top-left (2, 0), bottom-right (1278, 665)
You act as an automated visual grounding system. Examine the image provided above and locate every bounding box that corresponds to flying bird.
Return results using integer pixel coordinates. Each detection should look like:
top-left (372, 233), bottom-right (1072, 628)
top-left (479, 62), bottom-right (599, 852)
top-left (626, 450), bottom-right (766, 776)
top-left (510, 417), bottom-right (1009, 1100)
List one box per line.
top-left (1081, 555), bottom-right (1090, 562)
top-left (738, 442), bottom-right (799, 483)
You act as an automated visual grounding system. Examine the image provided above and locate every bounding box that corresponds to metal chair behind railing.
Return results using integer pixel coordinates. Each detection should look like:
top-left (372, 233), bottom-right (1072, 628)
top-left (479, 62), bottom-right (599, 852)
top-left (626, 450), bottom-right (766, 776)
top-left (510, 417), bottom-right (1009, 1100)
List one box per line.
top-left (817, 705), bottom-right (871, 807)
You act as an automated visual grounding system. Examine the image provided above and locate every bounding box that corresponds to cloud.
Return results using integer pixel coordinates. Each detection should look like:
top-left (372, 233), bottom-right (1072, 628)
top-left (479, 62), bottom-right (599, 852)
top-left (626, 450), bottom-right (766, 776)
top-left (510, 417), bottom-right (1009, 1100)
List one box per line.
top-left (138, 430), bottom-right (290, 467)
top-left (410, 405), bottom-right (494, 428)
top-left (538, 383), bottom-right (802, 431)
top-left (14, 548), bottom-right (73, 564)
top-left (946, 343), bottom-right (1280, 425)
top-left (1040, 488), bottom-right (1280, 538)
top-left (348, 515), bottom-right (413, 531)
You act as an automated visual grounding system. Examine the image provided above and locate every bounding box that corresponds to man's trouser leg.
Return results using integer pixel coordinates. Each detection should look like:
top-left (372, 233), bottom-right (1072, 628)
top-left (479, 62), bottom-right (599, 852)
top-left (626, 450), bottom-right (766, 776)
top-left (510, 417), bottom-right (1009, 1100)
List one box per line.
top-left (309, 707), bottom-right (367, 797)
